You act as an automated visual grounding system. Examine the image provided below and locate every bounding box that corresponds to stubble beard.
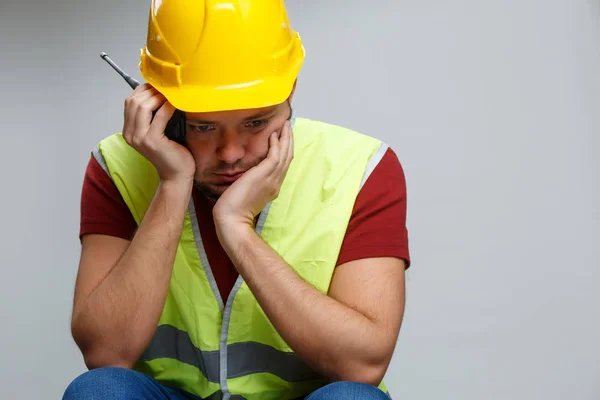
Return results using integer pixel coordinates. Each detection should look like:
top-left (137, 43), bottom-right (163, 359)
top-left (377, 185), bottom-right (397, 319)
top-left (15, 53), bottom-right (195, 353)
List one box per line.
top-left (193, 156), bottom-right (266, 202)
top-left (192, 103), bottom-right (292, 203)
top-left (193, 181), bottom-right (224, 202)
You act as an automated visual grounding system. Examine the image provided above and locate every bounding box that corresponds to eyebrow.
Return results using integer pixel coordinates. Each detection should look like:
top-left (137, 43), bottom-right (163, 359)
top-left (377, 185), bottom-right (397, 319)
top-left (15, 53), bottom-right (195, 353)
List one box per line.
top-left (187, 109), bottom-right (278, 125)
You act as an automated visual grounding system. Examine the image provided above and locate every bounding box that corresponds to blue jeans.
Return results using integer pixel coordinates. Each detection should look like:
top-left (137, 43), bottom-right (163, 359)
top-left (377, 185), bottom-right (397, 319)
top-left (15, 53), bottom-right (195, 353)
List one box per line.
top-left (63, 367), bottom-right (390, 399)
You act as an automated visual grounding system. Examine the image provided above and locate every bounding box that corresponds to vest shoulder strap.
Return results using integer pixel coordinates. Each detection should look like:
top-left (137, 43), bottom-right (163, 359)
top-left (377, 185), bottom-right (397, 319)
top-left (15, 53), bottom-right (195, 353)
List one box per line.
top-left (96, 133), bottom-right (159, 224)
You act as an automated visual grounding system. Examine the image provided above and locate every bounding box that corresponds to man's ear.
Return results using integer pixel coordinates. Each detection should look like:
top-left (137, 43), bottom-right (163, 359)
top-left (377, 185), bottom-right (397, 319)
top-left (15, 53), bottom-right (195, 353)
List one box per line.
top-left (288, 79), bottom-right (297, 103)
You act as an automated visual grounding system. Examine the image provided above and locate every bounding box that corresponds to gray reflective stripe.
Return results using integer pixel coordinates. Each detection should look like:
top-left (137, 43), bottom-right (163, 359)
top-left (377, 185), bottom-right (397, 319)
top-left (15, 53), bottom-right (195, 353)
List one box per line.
top-left (255, 201), bottom-right (272, 236)
top-left (139, 325), bottom-right (220, 383)
top-left (205, 391), bottom-right (223, 400)
top-left (189, 198), bottom-right (225, 310)
top-left (204, 391), bottom-right (247, 400)
top-left (141, 325), bottom-right (319, 384)
top-left (228, 341), bottom-right (320, 382)
top-left (219, 203), bottom-right (273, 400)
top-left (359, 142), bottom-right (389, 190)
top-left (91, 147), bottom-right (109, 176)
top-left (219, 278), bottom-right (244, 400)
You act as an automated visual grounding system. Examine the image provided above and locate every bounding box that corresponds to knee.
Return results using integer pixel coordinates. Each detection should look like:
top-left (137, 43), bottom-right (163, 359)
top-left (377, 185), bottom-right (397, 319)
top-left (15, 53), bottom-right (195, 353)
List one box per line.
top-left (308, 381), bottom-right (390, 400)
top-left (62, 367), bottom-right (148, 400)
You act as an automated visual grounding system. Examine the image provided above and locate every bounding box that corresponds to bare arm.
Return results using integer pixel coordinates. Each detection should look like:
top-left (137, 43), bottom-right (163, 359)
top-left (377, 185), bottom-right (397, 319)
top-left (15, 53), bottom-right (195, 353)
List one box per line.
top-left (211, 119), bottom-right (406, 384)
top-left (71, 83), bottom-right (197, 369)
top-left (218, 225), bottom-right (406, 385)
top-left (72, 179), bottom-right (192, 369)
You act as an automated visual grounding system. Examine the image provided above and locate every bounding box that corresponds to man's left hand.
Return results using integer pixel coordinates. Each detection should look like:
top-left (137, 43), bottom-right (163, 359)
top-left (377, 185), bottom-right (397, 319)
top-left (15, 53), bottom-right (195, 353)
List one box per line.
top-left (213, 120), bottom-right (294, 234)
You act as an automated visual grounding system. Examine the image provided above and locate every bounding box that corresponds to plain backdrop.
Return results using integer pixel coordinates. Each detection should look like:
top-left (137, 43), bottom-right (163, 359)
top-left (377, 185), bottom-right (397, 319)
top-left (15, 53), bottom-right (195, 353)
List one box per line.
top-left (1, 0), bottom-right (599, 399)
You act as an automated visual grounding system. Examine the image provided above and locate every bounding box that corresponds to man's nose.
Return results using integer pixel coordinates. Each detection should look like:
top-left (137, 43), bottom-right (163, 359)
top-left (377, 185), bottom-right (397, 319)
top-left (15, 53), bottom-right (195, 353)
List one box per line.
top-left (216, 130), bottom-right (245, 165)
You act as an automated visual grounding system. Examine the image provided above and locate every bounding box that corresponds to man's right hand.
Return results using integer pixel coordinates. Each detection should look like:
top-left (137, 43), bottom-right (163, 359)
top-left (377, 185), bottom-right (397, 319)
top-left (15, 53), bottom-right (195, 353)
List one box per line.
top-left (123, 83), bottom-right (196, 183)
top-left (73, 84), bottom-right (197, 368)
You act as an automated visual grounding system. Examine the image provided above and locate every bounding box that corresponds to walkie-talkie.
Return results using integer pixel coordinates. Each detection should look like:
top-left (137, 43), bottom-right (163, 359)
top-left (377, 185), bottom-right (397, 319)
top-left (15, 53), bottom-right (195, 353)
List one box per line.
top-left (100, 52), bottom-right (187, 145)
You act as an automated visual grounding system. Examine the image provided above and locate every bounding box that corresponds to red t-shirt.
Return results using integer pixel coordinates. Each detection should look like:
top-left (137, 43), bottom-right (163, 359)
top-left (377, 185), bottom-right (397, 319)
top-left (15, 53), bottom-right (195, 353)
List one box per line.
top-left (80, 147), bottom-right (410, 301)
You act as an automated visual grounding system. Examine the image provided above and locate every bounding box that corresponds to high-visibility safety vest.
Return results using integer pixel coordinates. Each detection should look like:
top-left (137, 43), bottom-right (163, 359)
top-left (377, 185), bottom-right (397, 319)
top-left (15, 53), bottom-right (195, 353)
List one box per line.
top-left (93, 117), bottom-right (391, 399)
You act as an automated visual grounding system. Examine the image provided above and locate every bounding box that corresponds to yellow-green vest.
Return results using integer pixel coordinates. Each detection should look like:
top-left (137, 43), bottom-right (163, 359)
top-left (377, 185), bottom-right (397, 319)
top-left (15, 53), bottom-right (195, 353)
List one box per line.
top-left (93, 117), bottom-right (390, 399)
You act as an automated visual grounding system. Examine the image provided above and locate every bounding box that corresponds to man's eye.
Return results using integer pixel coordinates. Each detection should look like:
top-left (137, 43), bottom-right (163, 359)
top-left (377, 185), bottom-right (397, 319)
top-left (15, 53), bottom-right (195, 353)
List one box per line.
top-left (246, 120), bottom-right (268, 129)
top-left (189, 125), bottom-right (214, 132)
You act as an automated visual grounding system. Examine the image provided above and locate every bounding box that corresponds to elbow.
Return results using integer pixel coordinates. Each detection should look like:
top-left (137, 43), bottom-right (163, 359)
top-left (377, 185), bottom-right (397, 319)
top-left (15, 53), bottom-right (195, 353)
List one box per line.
top-left (330, 340), bottom-right (394, 386)
top-left (81, 349), bottom-right (136, 371)
top-left (71, 322), bottom-right (136, 370)
top-left (326, 351), bottom-right (391, 387)
top-left (335, 362), bottom-right (388, 387)
top-left (319, 340), bottom-right (393, 386)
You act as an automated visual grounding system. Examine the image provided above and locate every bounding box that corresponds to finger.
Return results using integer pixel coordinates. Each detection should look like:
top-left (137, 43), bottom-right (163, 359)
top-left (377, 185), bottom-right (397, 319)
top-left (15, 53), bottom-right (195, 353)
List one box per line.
top-left (132, 82), bottom-right (153, 95)
top-left (131, 84), bottom-right (157, 99)
top-left (123, 87), bottom-right (159, 142)
top-left (134, 91), bottom-right (166, 131)
top-left (278, 121), bottom-right (293, 183)
top-left (277, 121), bottom-right (290, 168)
top-left (286, 121), bottom-right (294, 166)
top-left (265, 132), bottom-right (281, 172)
top-left (146, 100), bottom-right (176, 142)
top-left (131, 92), bottom-right (168, 146)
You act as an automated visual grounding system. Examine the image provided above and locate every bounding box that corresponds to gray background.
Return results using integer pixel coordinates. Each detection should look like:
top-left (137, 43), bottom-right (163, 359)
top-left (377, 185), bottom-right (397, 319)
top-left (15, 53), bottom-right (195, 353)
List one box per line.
top-left (1, 0), bottom-right (599, 398)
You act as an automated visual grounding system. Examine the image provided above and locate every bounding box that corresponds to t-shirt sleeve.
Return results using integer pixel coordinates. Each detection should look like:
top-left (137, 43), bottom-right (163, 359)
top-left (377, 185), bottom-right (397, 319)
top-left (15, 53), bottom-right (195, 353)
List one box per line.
top-left (79, 154), bottom-right (138, 241)
top-left (336, 147), bottom-right (411, 268)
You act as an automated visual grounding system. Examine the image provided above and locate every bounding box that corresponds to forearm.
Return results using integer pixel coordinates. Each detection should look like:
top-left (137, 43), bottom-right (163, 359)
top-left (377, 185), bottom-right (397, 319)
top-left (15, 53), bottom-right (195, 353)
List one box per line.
top-left (72, 179), bottom-right (193, 368)
top-left (220, 226), bottom-right (392, 384)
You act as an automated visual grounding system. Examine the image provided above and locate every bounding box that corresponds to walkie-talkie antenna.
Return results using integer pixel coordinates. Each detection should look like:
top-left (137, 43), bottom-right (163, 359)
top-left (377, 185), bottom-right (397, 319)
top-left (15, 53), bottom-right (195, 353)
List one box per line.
top-left (100, 52), bottom-right (141, 89)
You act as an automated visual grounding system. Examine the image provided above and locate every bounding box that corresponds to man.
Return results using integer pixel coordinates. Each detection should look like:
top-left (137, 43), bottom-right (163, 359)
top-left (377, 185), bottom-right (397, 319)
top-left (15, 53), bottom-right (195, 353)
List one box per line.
top-left (64, 1), bottom-right (410, 399)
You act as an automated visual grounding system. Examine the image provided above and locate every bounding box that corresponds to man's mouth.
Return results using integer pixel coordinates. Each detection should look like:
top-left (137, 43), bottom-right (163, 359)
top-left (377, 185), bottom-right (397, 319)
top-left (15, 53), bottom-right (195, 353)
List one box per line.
top-left (214, 171), bottom-right (245, 183)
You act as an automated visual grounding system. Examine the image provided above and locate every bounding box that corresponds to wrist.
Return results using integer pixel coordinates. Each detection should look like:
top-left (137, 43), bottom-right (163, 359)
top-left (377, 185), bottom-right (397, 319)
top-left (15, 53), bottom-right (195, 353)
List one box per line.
top-left (158, 177), bottom-right (194, 198)
top-left (212, 205), bottom-right (255, 230)
top-left (215, 220), bottom-right (256, 251)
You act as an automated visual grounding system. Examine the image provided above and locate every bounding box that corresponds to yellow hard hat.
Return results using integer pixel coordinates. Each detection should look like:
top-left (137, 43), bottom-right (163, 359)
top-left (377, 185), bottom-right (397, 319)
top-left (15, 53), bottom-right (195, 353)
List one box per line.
top-left (139, 0), bottom-right (305, 113)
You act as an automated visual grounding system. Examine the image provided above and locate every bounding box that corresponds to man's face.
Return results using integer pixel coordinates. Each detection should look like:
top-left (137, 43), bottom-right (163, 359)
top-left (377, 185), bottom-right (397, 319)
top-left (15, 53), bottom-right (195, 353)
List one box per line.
top-left (185, 99), bottom-right (293, 201)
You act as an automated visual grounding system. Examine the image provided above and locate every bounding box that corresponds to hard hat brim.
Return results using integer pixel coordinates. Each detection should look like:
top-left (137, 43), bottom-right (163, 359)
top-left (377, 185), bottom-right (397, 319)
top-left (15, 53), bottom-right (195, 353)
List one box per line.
top-left (146, 68), bottom-right (301, 113)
